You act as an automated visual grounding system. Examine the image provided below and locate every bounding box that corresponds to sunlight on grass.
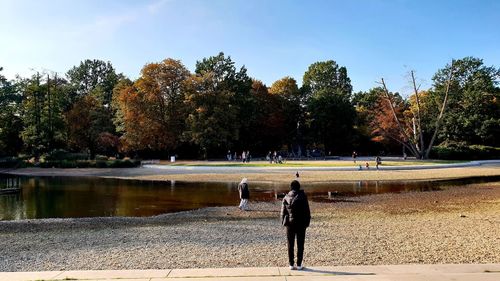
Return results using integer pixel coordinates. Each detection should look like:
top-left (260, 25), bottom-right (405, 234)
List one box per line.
top-left (167, 160), bottom-right (465, 167)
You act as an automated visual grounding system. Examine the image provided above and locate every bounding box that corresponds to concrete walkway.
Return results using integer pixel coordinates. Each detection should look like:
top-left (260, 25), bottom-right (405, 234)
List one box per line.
top-left (2, 264), bottom-right (499, 281)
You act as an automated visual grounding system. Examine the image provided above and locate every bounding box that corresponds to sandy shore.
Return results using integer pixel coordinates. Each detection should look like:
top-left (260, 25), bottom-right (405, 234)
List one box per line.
top-left (5, 162), bottom-right (500, 183)
top-left (1, 181), bottom-right (499, 271)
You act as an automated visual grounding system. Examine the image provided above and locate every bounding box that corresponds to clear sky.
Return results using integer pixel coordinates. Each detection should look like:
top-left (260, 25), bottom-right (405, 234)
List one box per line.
top-left (1, 0), bottom-right (499, 94)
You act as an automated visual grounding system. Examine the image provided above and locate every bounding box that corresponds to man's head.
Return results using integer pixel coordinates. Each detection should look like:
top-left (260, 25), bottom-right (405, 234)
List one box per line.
top-left (290, 180), bottom-right (300, 191)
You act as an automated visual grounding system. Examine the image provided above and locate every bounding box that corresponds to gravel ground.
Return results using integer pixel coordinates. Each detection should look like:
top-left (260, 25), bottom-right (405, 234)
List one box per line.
top-left (0, 182), bottom-right (499, 271)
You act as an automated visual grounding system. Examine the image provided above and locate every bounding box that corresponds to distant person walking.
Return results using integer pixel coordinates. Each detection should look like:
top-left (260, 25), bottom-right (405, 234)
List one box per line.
top-left (352, 151), bottom-right (358, 163)
top-left (281, 180), bottom-right (311, 270)
top-left (242, 151), bottom-right (247, 163)
top-left (376, 156), bottom-right (382, 169)
top-left (238, 178), bottom-right (250, 210)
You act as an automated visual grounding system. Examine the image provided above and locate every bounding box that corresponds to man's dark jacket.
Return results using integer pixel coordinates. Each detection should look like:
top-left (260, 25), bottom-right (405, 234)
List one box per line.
top-left (281, 190), bottom-right (311, 228)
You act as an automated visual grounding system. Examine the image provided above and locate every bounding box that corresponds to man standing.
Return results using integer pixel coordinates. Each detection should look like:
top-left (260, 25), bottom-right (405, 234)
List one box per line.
top-left (238, 178), bottom-right (250, 210)
top-left (281, 180), bottom-right (311, 270)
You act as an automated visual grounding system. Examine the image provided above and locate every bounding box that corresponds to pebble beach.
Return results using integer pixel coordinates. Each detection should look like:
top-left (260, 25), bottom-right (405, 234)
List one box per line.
top-left (1, 180), bottom-right (499, 272)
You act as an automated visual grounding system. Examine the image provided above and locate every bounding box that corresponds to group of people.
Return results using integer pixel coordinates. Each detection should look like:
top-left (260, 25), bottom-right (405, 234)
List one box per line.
top-left (227, 150), bottom-right (251, 163)
top-left (267, 151), bottom-right (284, 164)
top-left (237, 177), bottom-right (311, 270)
top-left (353, 151), bottom-right (383, 170)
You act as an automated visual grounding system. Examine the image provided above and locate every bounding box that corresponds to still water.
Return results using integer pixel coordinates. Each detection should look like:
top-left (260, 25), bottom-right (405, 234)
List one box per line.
top-left (1, 175), bottom-right (498, 220)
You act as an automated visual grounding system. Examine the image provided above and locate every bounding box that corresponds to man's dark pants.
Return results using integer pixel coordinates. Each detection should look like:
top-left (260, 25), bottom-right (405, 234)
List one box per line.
top-left (286, 225), bottom-right (306, 266)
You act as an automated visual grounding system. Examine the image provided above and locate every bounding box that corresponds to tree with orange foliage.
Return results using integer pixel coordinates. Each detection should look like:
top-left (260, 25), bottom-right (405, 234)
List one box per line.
top-left (250, 79), bottom-right (286, 150)
top-left (370, 92), bottom-right (408, 147)
top-left (115, 59), bottom-right (190, 154)
top-left (268, 77), bottom-right (303, 151)
top-left (375, 61), bottom-right (454, 159)
top-left (65, 95), bottom-right (113, 158)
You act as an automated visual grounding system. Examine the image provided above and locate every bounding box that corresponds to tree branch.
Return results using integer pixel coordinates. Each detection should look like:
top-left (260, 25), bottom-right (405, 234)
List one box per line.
top-left (411, 71), bottom-right (425, 157)
top-left (380, 78), bottom-right (420, 157)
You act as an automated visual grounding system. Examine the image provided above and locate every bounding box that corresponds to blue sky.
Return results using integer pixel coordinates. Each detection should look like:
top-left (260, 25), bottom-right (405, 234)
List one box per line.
top-left (1, 0), bottom-right (499, 94)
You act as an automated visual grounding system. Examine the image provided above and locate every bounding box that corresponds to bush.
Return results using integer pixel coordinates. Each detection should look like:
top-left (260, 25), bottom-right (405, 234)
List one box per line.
top-left (107, 159), bottom-right (139, 168)
top-left (430, 143), bottom-right (500, 160)
top-left (75, 160), bottom-right (91, 168)
top-left (95, 155), bottom-right (108, 161)
top-left (38, 161), bottom-right (55, 168)
top-left (96, 161), bottom-right (108, 168)
top-left (35, 158), bottom-right (141, 168)
top-left (0, 157), bottom-right (21, 168)
top-left (61, 160), bottom-right (78, 168)
top-left (43, 149), bottom-right (88, 161)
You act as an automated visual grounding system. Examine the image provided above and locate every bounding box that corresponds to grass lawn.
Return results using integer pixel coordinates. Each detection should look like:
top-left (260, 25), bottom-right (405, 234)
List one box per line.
top-left (164, 159), bottom-right (465, 167)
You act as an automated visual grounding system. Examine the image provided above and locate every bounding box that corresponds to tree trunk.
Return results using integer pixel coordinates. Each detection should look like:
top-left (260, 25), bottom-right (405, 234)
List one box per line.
top-left (424, 60), bottom-right (455, 159)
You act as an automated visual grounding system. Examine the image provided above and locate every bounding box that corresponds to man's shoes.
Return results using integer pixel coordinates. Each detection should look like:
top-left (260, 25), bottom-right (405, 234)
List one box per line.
top-left (289, 265), bottom-right (295, 270)
top-left (297, 265), bottom-right (304, 270)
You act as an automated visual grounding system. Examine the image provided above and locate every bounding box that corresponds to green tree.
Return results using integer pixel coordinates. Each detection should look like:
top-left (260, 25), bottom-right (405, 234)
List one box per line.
top-left (18, 73), bottom-right (70, 158)
top-left (184, 74), bottom-right (238, 159)
top-left (269, 77), bottom-right (303, 153)
top-left (186, 52), bottom-right (251, 157)
top-left (66, 59), bottom-right (122, 106)
top-left (429, 57), bottom-right (500, 146)
top-left (0, 67), bottom-right (23, 156)
top-left (250, 79), bottom-right (286, 152)
top-left (302, 60), bottom-right (355, 154)
top-left (351, 87), bottom-right (390, 153)
top-left (111, 77), bottom-right (133, 135)
top-left (65, 59), bottom-right (123, 156)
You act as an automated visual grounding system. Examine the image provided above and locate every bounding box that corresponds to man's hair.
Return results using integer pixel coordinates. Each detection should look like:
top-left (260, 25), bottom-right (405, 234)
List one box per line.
top-left (290, 180), bottom-right (301, 191)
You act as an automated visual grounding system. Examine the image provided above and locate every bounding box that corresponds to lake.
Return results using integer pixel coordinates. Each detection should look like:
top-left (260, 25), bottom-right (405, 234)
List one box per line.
top-left (1, 175), bottom-right (499, 220)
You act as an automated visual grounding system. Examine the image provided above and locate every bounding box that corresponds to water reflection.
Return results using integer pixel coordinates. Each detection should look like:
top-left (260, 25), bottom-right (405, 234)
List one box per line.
top-left (0, 175), bottom-right (499, 220)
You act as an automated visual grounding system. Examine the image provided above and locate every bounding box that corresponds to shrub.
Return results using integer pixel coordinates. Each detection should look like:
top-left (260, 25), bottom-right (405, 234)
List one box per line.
top-left (39, 161), bottom-right (56, 168)
top-left (43, 149), bottom-right (68, 161)
top-left (96, 161), bottom-right (108, 168)
top-left (430, 143), bottom-right (500, 160)
top-left (35, 158), bottom-right (141, 168)
top-left (107, 159), bottom-right (139, 168)
top-left (60, 160), bottom-right (78, 168)
top-left (0, 157), bottom-right (21, 168)
top-left (43, 149), bottom-right (88, 161)
top-left (75, 160), bottom-right (91, 168)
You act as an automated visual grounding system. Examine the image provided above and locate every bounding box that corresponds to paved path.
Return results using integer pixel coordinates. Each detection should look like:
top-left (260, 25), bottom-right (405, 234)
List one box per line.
top-left (5, 160), bottom-right (500, 179)
top-left (2, 264), bottom-right (500, 281)
top-left (144, 160), bottom-right (500, 172)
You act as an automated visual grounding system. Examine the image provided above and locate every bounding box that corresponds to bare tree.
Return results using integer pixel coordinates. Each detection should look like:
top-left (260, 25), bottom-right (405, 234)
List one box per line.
top-left (425, 60), bottom-right (454, 159)
top-left (378, 60), bottom-right (454, 159)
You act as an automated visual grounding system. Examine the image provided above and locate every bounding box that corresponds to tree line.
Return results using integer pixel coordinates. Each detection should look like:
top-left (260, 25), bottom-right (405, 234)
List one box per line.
top-left (0, 54), bottom-right (498, 160)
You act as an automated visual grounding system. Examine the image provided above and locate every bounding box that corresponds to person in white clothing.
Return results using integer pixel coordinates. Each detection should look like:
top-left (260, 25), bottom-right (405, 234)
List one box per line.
top-left (237, 178), bottom-right (250, 210)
